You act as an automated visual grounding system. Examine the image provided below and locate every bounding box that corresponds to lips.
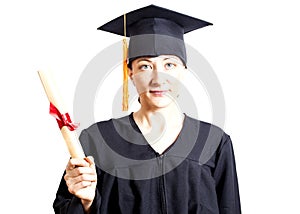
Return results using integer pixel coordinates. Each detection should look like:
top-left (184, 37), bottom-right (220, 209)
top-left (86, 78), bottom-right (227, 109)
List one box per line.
top-left (149, 90), bottom-right (168, 96)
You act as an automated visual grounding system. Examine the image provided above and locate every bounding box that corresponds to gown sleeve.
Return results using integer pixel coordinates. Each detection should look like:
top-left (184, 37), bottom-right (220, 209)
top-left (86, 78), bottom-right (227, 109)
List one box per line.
top-left (213, 135), bottom-right (242, 214)
top-left (53, 171), bottom-right (101, 213)
top-left (53, 129), bottom-right (102, 214)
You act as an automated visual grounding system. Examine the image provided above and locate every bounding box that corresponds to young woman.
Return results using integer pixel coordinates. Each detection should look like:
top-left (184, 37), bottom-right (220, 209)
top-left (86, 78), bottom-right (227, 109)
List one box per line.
top-left (53, 5), bottom-right (241, 214)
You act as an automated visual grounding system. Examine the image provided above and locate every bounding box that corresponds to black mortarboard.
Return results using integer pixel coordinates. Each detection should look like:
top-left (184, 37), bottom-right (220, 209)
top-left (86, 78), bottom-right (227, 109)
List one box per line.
top-left (98, 4), bottom-right (212, 66)
top-left (97, 4), bottom-right (212, 111)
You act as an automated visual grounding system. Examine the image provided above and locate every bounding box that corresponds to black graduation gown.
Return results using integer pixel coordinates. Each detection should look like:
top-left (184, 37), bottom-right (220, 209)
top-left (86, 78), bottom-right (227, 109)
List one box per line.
top-left (53, 113), bottom-right (241, 213)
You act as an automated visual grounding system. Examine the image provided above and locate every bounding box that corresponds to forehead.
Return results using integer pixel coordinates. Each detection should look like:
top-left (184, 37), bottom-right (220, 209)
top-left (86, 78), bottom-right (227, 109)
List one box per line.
top-left (133, 55), bottom-right (183, 63)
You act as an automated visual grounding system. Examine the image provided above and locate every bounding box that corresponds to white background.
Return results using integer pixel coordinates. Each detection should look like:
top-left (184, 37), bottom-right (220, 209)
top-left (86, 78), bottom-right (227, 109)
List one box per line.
top-left (1, 0), bottom-right (299, 213)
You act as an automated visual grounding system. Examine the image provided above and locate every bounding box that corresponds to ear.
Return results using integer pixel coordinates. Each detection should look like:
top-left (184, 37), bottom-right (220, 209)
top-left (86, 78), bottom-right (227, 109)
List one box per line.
top-left (128, 67), bottom-right (136, 86)
top-left (128, 67), bottom-right (133, 79)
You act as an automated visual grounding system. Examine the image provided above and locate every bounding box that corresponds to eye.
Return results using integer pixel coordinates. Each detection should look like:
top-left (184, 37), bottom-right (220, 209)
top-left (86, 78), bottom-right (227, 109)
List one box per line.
top-left (139, 64), bottom-right (152, 71)
top-left (165, 63), bottom-right (176, 70)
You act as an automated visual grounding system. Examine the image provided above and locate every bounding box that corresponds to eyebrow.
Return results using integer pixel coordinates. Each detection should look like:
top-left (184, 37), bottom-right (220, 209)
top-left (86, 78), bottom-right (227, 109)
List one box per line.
top-left (161, 56), bottom-right (184, 65)
top-left (136, 56), bottom-right (181, 63)
top-left (163, 57), bottom-right (181, 63)
top-left (136, 58), bottom-right (152, 63)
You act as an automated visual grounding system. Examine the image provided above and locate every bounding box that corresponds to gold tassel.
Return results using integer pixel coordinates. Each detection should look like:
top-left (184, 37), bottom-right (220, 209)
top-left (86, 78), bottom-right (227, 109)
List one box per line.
top-left (122, 13), bottom-right (129, 111)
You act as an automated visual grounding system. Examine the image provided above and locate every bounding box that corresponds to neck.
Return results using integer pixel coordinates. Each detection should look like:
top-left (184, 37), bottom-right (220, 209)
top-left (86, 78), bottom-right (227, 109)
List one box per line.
top-left (133, 103), bottom-right (184, 131)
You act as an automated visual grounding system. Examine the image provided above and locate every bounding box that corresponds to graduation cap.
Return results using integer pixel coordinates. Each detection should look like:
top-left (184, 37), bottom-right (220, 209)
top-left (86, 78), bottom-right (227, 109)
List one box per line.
top-left (97, 4), bottom-right (212, 111)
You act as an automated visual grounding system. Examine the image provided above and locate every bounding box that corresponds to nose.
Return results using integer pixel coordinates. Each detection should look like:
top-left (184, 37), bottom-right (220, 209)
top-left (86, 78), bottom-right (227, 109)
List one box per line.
top-left (151, 69), bottom-right (166, 86)
top-left (152, 61), bottom-right (165, 84)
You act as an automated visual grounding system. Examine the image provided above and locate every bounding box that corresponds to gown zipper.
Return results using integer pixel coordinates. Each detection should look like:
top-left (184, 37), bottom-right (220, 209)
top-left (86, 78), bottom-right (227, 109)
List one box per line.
top-left (159, 154), bottom-right (167, 214)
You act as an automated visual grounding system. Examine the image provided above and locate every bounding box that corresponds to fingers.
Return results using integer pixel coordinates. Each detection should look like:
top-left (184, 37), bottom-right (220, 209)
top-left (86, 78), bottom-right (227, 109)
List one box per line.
top-left (64, 156), bottom-right (97, 201)
top-left (66, 172), bottom-right (97, 185)
top-left (66, 158), bottom-right (90, 170)
top-left (64, 156), bottom-right (97, 187)
top-left (66, 173), bottom-right (97, 194)
top-left (66, 156), bottom-right (95, 174)
top-left (64, 172), bottom-right (97, 198)
top-left (67, 180), bottom-right (94, 195)
top-left (66, 168), bottom-right (92, 178)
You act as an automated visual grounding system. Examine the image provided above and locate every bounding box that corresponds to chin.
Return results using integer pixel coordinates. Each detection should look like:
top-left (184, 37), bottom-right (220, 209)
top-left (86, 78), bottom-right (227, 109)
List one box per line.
top-left (149, 96), bottom-right (174, 109)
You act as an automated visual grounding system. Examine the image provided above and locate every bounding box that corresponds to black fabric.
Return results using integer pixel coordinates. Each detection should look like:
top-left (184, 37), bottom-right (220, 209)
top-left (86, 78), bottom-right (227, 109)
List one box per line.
top-left (128, 18), bottom-right (184, 39)
top-left (97, 4), bottom-right (212, 66)
top-left (97, 5), bottom-right (212, 37)
top-left (53, 114), bottom-right (241, 213)
top-left (128, 34), bottom-right (187, 67)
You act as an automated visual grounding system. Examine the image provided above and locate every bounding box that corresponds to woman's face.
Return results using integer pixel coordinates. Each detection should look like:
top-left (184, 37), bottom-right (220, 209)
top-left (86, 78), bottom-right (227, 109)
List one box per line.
top-left (129, 55), bottom-right (186, 109)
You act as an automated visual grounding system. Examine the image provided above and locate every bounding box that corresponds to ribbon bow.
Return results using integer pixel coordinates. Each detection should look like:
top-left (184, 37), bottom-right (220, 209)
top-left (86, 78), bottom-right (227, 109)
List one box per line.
top-left (49, 102), bottom-right (79, 131)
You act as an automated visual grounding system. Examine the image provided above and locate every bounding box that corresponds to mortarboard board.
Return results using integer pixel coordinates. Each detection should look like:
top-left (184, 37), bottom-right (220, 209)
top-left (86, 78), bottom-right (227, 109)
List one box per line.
top-left (97, 4), bottom-right (212, 110)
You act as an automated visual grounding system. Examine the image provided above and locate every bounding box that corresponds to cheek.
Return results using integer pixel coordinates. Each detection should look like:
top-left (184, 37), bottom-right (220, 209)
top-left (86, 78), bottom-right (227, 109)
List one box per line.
top-left (132, 71), bottom-right (152, 94)
top-left (172, 70), bottom-right (186, 89)
top-left (164, 74), bottom-right (184, 98)
top-left (169, 79), bottom-right (182, 96)
top-left (168, 71), bottom-right (184, 87)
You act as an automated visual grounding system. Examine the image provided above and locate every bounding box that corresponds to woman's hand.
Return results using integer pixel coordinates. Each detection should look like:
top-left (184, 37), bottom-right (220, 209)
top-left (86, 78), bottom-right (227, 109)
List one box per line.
top-left (64, 156), bottom-right (97, 213)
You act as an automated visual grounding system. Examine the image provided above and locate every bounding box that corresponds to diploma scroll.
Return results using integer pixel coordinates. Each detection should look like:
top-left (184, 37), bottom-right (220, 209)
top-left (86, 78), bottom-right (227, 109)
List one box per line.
top-left (38, 70), bottom-right (85, 159)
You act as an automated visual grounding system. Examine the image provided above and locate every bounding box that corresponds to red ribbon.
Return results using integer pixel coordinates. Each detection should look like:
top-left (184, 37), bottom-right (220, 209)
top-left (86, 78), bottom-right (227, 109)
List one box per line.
top-left (49, 102), bottom-right (79, 131)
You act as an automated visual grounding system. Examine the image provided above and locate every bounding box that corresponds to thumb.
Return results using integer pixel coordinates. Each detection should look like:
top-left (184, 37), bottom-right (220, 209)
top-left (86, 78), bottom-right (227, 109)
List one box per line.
top-left (84, 156), bottom-right (94, 165)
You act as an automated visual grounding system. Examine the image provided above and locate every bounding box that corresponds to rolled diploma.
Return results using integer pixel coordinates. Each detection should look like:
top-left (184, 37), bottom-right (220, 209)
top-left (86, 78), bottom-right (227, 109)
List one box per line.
top-left (38, 70), bottom-right (85, 158)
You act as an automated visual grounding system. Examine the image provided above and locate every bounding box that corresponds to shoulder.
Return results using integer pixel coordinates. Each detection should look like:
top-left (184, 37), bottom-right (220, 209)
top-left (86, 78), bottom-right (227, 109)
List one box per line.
top-left (79, 114), bottom-right (135, 147)
top-left (184, 114), bottom-right (232, 163)
top-left (78, 115), bottom-right (133, 163)
top-left (185, 114), bottom-right (230, 140)
top-left (82, 114), bottom-right (131, 133)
